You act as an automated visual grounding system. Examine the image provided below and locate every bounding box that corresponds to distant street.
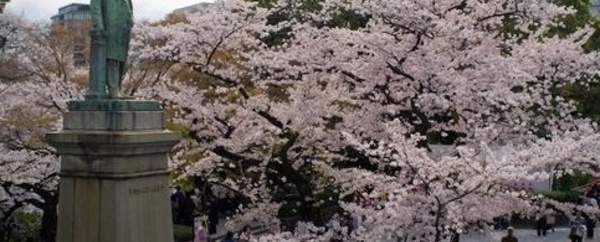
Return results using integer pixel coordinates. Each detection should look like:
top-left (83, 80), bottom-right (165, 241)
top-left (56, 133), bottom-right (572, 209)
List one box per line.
top-left (462, 228), bottom-right (600, 242)
top-left (208, 225), bottom-right (599, 242)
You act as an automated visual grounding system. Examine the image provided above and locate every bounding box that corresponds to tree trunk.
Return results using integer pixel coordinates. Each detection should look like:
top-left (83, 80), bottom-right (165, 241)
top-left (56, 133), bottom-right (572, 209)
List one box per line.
top-left (39, 194), bottom-right (58, 242)
top-left (450, 233), bottom-right (460, 242)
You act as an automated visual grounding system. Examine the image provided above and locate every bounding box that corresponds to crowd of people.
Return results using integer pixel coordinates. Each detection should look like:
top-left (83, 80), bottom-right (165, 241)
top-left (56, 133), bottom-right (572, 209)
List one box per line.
top-left (174, 183), bottom-right (600, 242)
top-left (494, 183), bottom-right (600, 242)
top-left (566, 184), bottom-right (600, 242)
top-left (324, 210), bottom-right (364, 242)
top-left (170, 184), bottom-right (247, 242)
top-left (193, 224), bottom-right (253, 242)
top-left (532, 184), bottom-right (600, 242)
top-left (533, 210), bottom-right (557, 237)
top-left (533, 207), bottom-right (595, 242)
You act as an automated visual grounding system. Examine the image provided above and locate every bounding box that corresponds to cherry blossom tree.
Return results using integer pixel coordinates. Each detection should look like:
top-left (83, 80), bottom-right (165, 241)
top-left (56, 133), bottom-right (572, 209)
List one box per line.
top-left (137, 0), bottom-right (600, 240)
top-left (0, 14), bottom-right (28, 84)
top-left (0, 14), bottom-right (83, 242)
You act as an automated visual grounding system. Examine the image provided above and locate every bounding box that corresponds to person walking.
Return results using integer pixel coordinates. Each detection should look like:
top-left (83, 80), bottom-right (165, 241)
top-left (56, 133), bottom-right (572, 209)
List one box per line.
top-left (221, 231), bottom-right (237, 242)
top-left (501, 227), bottom-right (518, 242)
top-left (237, 225), bottom-right (252, 242)
top-left (569, 212), bottom-right (586, 242)
top-left (546, 212), bottom-right (556, 233)
top-left (193, 221), bottom-right (209, 242)
top-left (171, 186), bottom-right (184, 224)
top-left (207, 195), bottom-right (219, 235)
top-left (180, 192), bottom-right (196, 226)
top-left (191, 188), bottom-right (204, 217)
top-left (535, 214), bottom-right (547, 236)
top-left (584, 212), bottom-right (596, 239)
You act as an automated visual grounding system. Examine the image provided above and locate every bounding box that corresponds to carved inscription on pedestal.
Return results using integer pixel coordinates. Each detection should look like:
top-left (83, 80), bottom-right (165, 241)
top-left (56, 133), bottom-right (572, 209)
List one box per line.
top-left (129, 183), bottom-right (167, 195)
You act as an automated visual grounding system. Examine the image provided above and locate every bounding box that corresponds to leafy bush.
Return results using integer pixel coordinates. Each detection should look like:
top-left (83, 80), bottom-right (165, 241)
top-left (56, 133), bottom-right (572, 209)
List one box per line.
top-left (553, 170), bottom-right (592, 192)
top-left (173, 224), bottom-right (194, 242)
top-left (539, 190), bottom-right (581, 203)
top-left (2, 208), bottom-right (42, 242)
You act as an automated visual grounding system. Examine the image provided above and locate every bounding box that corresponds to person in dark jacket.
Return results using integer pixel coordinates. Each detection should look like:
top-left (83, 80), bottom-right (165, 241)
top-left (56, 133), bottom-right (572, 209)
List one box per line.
top-left (570, 212), bottom-right (586, 242)
top-left (584, 213), bottom-right (596, 239)
top-left (207, 195), bottom-right (219, 235)
top-left (180, 193), bottom-right (196, 226)
top-left (536, 214), bottom-right (547, 236)
top-left (171, 186), bottom-right (185, 223)
top-left (221, 231), bottom-right (236, 242)
top-left (501, 227), bottom-right (518, 242)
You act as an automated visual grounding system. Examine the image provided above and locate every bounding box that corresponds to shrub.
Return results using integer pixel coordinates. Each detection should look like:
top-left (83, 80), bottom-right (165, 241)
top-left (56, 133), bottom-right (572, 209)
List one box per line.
top-left (173, 224), bottom-right (194, 242)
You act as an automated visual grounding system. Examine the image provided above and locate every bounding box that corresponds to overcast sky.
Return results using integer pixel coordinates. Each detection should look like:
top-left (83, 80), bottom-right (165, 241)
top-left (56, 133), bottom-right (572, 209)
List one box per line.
top-left (4, 0), bottom-right (212, 22)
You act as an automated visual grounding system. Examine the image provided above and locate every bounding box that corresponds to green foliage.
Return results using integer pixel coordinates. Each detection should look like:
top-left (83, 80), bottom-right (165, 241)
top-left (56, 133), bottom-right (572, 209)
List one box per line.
top-left (553, 170), bottom-right (592, 191)
top-left (539, 190), bottom-right (582, 203)
top-left (547, 1), bottom-right (600, 124)
top-left (247, 0), bottom-right (369, 46)
top-left (2, 208), bottom-right (42, 242)
top-left (271, 173), bottom-right (340, 225)
top-left (13, 210), bottom-right (41, 237)
top-left (173, 224), bottom-right (194, 242)
top-left (548, 0), bottom-right (593, 36)
top-left (327, 8), bottom-right (369, 30)
top-left (499, 0), bottom-right (600, 47)
top-left (562, 82), bottom-right (600, 122)
top-left (547, 0), bottom-right (600, 52)
top-left (168, 174), bottom-right (195, 192)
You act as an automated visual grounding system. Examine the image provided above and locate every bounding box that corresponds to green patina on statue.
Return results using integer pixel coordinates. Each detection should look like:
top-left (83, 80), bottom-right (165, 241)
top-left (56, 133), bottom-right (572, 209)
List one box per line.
top-left (74, 0), bottom-right (160, 110)
top-left (87, 0), bottom-right (134, 100)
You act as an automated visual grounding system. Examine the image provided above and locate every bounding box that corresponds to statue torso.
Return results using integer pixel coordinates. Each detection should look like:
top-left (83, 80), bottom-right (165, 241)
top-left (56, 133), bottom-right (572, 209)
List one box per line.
top-left (98, 0), bottom-right (133, 61)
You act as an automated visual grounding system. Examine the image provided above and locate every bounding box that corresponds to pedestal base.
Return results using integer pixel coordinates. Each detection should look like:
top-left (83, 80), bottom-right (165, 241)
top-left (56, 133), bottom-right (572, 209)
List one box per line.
top-left (63, 111), bottom-right (165, 131)
top-left (57, 174), bottom-right (173, 242)
top-left (47, 101), bottom-right (179, 242)
top-left (68, 100), bottom-right (161, 111)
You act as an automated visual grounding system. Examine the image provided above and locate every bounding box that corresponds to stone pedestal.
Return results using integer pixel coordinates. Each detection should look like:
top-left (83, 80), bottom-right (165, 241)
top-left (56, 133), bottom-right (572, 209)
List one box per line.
top-left (47, 100), bottom-right (179, 242)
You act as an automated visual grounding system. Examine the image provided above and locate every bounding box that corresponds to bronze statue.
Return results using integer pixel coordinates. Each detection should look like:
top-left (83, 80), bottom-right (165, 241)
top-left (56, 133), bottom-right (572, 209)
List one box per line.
top-left (88, 0), bottom-right (133, 99)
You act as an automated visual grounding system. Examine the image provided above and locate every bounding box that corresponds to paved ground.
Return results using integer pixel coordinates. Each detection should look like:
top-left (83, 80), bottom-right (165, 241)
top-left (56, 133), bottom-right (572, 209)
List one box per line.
top-left (205, 221), bottom-right (599, 242)
top-left (462, 228), bottom-right (600, 242)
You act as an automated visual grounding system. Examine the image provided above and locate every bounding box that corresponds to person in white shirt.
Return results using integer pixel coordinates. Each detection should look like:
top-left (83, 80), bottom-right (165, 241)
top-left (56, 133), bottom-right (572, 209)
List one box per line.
top-left (194, 217), bottom-right (209, 242)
